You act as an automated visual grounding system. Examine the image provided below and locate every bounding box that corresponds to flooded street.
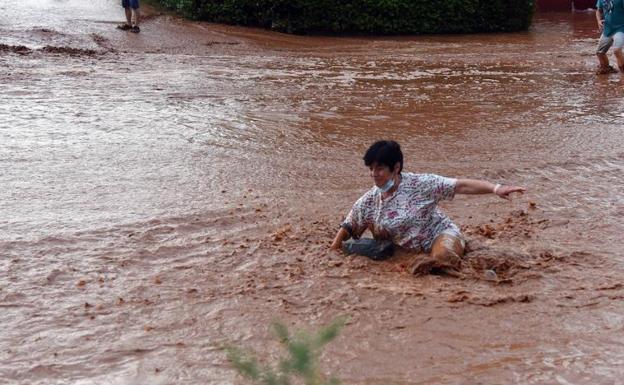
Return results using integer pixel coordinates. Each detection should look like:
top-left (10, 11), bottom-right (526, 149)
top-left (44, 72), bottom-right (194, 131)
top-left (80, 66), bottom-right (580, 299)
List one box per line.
top-left (2, 1), bottom-right (624, 384)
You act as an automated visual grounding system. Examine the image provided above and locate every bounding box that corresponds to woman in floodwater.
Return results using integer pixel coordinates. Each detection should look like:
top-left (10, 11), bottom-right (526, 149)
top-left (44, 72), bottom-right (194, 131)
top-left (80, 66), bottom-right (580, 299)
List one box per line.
top-left (330, 140), bottom-right (526, 275)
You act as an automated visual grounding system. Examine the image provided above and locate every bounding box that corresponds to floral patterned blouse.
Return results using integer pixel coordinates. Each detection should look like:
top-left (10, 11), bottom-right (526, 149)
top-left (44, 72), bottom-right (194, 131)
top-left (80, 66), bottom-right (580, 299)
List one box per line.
top-left (342, 172), bottom-right (460, 252)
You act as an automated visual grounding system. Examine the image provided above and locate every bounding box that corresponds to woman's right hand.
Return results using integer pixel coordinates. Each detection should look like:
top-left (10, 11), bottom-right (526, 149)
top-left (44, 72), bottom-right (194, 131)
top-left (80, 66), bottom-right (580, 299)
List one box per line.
top-left (330, 240), bottom-right (342, 250)
top-left (330, 227), bottom-right (350, 251)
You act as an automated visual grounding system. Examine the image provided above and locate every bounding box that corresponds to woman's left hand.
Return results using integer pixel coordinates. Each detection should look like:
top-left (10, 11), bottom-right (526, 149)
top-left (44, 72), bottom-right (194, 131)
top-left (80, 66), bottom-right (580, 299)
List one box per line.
top-left (495, 185), bottom-right (526, 200)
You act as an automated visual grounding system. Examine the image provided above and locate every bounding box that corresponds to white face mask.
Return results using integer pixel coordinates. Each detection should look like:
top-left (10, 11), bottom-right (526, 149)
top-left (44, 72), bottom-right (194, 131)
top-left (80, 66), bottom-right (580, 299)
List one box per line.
top-left (377, 178), bottom-right (395, 193)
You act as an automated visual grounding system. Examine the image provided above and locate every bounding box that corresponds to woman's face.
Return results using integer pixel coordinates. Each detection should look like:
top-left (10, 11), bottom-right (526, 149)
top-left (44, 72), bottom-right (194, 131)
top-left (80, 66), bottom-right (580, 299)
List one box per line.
top-left (369, 162), bottom-right (396, 188)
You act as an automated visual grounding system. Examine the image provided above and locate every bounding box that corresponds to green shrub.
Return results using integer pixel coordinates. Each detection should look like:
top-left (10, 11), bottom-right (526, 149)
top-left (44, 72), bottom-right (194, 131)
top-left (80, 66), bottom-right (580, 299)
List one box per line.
top-left (226, 318), bottom-right (346, 385)
top-left (153, 0), bottom-right (535, 34)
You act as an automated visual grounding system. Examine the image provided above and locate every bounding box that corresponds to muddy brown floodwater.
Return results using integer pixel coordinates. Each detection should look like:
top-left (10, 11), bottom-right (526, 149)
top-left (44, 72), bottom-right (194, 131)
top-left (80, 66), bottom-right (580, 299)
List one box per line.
top-left (2, 1), bottom-right (624, 384)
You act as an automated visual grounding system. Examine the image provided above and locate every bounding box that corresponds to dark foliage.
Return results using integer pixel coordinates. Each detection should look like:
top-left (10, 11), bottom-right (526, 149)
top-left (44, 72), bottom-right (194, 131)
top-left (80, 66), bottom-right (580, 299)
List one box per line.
top-left (155, 0), bottom-right (534, 34)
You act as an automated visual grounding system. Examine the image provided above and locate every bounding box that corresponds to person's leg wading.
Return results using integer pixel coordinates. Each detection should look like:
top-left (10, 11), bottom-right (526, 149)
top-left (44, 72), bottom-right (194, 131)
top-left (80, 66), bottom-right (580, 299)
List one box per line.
top-left (130, 0), bottom-right (140, 32)
top-left (612, 32), bottom-right (624, 72)
top-left (411, 233), bottom-right (464, 276)
top-left (117, 0), bottom-right (133, 30)
top-left (596, 34), bottom-right (617, 74)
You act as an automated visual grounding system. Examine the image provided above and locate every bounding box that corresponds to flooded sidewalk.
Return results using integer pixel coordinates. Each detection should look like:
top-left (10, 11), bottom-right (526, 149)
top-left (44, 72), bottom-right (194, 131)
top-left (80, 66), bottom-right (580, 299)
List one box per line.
top-left (1, 1), bottom-right (624, 384)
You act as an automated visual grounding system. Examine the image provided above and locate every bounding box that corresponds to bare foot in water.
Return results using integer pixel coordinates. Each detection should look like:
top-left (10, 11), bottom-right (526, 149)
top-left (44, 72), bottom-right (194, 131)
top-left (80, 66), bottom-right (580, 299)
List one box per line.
top-left (596, 65), bottom-right (618, 75)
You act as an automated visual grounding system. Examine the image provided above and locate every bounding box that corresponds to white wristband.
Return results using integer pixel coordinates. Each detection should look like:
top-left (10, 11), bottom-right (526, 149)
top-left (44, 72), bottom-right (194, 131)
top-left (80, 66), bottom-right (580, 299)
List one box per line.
top-left (493, 183), bottom-right (502, 195)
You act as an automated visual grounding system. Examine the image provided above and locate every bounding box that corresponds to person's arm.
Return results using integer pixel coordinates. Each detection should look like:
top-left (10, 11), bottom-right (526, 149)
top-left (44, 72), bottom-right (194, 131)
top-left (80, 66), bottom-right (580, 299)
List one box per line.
top-left (330, 193), bottom-right (371, 250)
top-left (330, 227), bottom-right (350, 250)
top-left (454, 179), bottom-right (526, 200)
top-left (597, 8), bottom-right (604, 32)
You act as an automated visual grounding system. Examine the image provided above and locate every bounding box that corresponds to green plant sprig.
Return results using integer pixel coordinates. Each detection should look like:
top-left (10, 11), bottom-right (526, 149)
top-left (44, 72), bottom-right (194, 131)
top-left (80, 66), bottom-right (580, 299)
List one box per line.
top-left (227, 316), bottom-right (347, 385)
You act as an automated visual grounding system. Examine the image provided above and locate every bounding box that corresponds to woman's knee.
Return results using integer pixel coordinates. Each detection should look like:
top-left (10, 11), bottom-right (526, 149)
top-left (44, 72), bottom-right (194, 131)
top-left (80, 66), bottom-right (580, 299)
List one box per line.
top-left (431, 234), bottom-right (464, 257)
top-left (430, 234), bottom-right (465, 268)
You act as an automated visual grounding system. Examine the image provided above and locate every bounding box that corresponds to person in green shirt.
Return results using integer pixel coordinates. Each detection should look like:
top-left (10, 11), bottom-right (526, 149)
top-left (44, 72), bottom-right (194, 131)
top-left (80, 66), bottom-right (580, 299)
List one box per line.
top-left (595, 0), bottom-right (624, 74)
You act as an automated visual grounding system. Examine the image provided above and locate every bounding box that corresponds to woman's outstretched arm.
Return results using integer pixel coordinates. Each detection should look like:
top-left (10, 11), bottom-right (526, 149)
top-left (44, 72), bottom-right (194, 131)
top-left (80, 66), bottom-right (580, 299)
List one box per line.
top-left (454, 179), bottom-right (526, 200)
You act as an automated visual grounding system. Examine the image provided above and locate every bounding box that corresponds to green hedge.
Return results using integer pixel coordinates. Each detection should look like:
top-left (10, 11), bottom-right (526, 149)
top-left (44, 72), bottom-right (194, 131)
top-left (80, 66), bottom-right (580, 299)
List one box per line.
top-left (155, 0), bottom-right (535, 35)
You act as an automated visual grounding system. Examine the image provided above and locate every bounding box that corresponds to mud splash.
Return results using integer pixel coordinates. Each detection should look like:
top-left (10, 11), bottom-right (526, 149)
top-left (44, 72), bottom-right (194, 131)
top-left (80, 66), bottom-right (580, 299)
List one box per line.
top-left (0, 43), bottom-right (98, 56)
top-left (2, 1), bottom-right (624, 384)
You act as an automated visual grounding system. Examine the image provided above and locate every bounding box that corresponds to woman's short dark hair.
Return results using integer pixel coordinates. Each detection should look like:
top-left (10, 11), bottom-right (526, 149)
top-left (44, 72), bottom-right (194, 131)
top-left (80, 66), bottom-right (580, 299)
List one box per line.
top-left (363, 140), bottom-right (403, 172)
